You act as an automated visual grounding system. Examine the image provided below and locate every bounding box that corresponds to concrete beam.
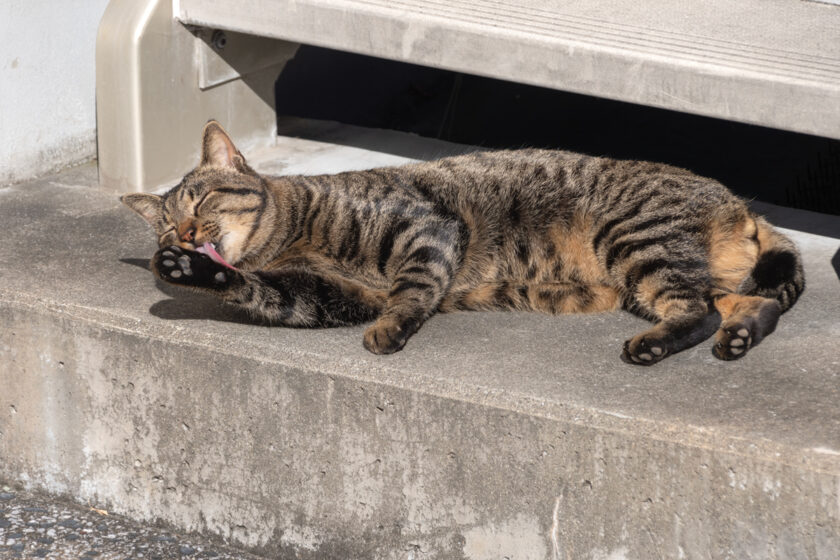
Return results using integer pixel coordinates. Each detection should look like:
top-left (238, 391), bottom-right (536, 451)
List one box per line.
top-left (176, 0), bottom-right (840, 139)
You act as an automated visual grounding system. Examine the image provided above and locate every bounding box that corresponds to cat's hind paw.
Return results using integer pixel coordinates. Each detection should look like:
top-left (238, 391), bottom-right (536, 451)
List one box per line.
top-left (621, 334), bottom-right (669, 366)
top-left (712, 299), bottom-right (780, 361)
top-left (713, 325), bottom-right (752, 360)
top-left (152, 245), bottom-right (232, 289)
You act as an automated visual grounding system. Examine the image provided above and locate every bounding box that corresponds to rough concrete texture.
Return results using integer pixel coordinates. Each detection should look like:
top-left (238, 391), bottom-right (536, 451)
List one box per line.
top-left (1, 124), bottom-right (840, 559)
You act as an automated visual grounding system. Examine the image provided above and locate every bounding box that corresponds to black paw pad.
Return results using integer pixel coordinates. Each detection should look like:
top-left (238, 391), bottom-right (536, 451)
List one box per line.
top-left (714, 324), bottom-right (753, 360)
top-left (621, 336), bottom-right (668, 366)
top-left (713, 300), bottom-right (780, 361)
top-left (155, 246), bottom-right (194, 281)
top-left (152, 245), bottom-right (232, 289)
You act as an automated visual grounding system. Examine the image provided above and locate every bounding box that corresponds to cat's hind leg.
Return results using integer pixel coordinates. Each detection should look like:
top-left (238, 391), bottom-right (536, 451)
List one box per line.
top-left (711, 294), bottom-right (780, 360)
top-left (620, 264), bottom-right (721, 365)
top-left (621, 298), bottom-right (720, 365)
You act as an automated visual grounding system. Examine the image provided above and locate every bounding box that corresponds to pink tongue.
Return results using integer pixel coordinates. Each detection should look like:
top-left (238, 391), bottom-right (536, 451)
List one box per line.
top-left (200, 242), bottom-right (237, 270)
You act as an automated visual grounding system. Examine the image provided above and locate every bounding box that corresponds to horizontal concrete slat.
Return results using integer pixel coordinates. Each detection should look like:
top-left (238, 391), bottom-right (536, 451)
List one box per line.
top-left (175, 0), bottom-right (840, 138)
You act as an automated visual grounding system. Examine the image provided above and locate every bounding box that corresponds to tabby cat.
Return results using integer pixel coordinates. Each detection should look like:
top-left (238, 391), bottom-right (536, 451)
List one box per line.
top-left (122, 121), bottom-right (804, 364)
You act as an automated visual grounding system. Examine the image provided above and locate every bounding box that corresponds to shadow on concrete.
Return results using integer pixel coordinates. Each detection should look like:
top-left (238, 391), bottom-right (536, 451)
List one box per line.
top-left (276, 117), bottom-right (478, 162)
top-left (833, 248), bottom-right (840, 283)
top-left (120, 257), bottom-right (255, 324)
top-left (749, 202), bottom-right (840, 240)
top-left (148, 288), bottom-right (261, 325)
top-left (120, 258), bottom-right (151, 270)
top-left (119, 257), bottom-right (263, 324)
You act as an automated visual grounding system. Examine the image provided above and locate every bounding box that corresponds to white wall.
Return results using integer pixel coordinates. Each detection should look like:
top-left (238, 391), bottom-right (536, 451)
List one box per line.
top-left (1, 0), bottom-right (111, 185)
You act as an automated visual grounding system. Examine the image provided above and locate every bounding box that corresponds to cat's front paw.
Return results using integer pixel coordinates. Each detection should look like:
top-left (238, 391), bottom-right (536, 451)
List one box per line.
top-left (152, 246), bottom-right (232, 289)
top-left (363, 316), bottom-right (419, 354)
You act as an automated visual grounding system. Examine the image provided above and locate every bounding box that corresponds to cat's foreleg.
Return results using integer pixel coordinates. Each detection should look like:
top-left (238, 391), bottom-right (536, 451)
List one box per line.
top-left (152, 246), bottom-right (380, 326)
top-left (364, 233), bottom-right (461, 354)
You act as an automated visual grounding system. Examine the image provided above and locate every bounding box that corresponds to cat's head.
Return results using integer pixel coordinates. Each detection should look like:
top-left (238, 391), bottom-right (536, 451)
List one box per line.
top-left (121, 121), bottom-right (274, 269)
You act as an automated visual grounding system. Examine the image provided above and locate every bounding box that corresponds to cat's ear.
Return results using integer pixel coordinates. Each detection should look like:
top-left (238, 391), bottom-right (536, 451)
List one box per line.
top-left (120, 193), bottom-right (164, 226)
top-left (200, 120), bottom-right (248, 171)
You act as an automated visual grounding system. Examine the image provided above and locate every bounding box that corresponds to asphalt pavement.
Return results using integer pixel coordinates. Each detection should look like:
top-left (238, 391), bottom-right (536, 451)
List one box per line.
top-left (0, 482), bottom-right (260, 559)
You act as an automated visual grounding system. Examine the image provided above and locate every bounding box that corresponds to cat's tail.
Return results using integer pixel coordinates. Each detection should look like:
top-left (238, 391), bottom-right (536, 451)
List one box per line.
top-left (739, 215), bottom-right (805, 312)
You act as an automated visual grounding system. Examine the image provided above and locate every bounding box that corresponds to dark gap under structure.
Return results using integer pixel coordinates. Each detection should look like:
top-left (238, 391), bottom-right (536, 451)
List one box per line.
top-left (276, 45), bottom-right (840, 216)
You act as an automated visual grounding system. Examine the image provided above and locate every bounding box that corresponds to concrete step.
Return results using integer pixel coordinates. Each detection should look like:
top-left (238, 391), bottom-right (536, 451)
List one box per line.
top-left (2, 123), bottom-right (840, 559)
top-left (175, 0), bottom-right (840, 139)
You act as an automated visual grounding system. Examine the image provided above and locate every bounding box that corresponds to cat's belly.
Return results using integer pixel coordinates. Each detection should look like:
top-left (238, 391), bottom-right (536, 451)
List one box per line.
top-left (440, 216), bottom-right (621, 314)
top-left (455, 215), bottom-right (609, 285)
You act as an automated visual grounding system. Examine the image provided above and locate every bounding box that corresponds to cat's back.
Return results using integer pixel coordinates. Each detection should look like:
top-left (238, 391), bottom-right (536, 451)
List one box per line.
top-left (301, 148), bottom-right (728, 220)
top-left (395, 148), bottom-right (733, 228)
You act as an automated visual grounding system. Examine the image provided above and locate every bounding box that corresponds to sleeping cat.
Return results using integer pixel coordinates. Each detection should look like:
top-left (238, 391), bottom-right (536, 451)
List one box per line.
top-left (122, 121), bottom-right (804, 364)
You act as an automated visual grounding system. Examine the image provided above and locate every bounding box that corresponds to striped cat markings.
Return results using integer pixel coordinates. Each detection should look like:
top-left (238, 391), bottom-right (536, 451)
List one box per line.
top-left (122, 121), bottom-right (804, 363)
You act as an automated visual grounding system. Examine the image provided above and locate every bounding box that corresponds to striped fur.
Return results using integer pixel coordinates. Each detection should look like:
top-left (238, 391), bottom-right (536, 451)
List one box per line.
top-left (122, 121), bottom-right (804, 363)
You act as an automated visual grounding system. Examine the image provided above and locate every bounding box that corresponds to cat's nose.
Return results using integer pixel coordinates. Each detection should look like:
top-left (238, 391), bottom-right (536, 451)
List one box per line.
top-left (178, 222), bottom-right (196, 243)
